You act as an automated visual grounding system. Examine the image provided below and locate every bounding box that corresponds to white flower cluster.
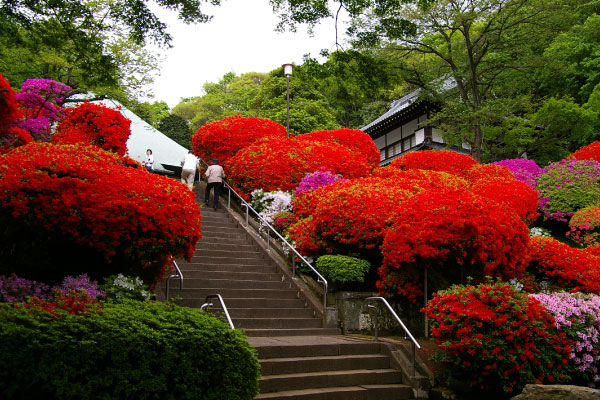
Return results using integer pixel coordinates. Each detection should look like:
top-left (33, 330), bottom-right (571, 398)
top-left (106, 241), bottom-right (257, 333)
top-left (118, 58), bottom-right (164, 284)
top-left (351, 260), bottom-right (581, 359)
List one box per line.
top-left (529, 227), bottom-right (552, 237)
top-left (250, 189), bottom-right (293, 225)
top-left (111, 274), bottom-right (152, 300)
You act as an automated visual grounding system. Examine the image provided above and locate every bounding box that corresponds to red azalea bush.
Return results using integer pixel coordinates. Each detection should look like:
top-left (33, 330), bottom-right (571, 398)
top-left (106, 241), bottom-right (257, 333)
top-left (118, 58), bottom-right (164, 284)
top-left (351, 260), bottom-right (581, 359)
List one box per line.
top-left (378, 189), bottom-right (529, 302)
top-left (192, 115), bottom-right (286, 164)
top-left (296, 128), bottom-right (380, 167)
top-left (389, 149), bottom-right (478, 177)
top-left (0, 142), bottom-right (201, 286)
top-left (568, 206), bottom-right (600, 246)
top-left (0, 74), bottom-right (31, 154)
top-left (469, 178), bottom-right (539, 223)
top-left (20, 291), bottom-right (103, 318)
top-left (525, 236), bottom-right (600, 294)
top-left (569, 141), bottom-right (600, 162)
top-left (226, 136), bottom-right (372, 195)
top-left (289, 177), bottom-right (420, 255)
top-left (424, 281), bottom-right (570, 394)
top-left (371, 167), bottom-right (469, 191)
top-left (52, 102), bottom-right (131, 156)
top-left (465, 163), bottom-right (515, 183)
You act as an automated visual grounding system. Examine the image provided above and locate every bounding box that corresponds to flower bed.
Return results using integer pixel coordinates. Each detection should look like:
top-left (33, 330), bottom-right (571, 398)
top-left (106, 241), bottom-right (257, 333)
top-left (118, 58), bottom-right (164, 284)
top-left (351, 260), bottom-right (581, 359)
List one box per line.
top-left (389, 149), bottom-right (478, 177)
top-left (296, 128), bottom-right (380, 167)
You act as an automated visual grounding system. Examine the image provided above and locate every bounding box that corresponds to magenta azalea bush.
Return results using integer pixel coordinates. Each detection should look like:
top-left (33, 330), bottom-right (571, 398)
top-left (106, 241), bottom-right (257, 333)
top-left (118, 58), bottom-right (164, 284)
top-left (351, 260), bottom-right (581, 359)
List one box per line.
top-left (531, 292), bottom-right (600, 386)
top-left (492, 159), bottom-right (542, 189)
top-left (295, 170), bottom-right (347, 195)
top-left (0, 273), bottom-right (105, 302)
top-left (537, 159), bottom-right (600, 221)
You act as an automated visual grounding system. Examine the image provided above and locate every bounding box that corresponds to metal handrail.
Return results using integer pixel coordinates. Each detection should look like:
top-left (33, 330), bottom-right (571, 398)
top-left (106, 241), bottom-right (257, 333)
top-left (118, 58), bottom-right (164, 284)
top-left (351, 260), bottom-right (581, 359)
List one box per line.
top-left (200, 294), bottom-right (235, 329)
top-left (165, 259), bottom-right (183, 300)
top-left (198, 157), bottom-right (329, 310)
top-left (363, 296), bottom-right (421, 376)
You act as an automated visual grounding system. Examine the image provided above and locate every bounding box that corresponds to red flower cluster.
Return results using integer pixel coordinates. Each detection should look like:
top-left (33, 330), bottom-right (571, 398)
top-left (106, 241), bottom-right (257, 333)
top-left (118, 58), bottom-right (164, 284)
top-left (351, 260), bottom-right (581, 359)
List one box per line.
top-left (378, 189), bottom-right (529, 302)
top-left (569, 141), bottom-right (600, 162)
top-left (20, 291), bottom-right (102, 318)
top-left (296, 128), bottom-right (380, 167)
top-left (525, 236), bottom-right (600, 294)
top-left (465, 163), bottom-right (515, 183)
top-left (0, 143), bottom-right (201, 286)
top-left (0, 74), bottom-right (32, 154)
top-left (371, 167), bottom-right (469, 190)
top-left (192, 114), bottom-right (286, 164)
top-left (52, 102), bottom-right (131, 156)
top-left (568, 206), bottom-right (600, 246)
top-left (389, 149), bottom-right (478, 177)
top-left (470, 178), bottom-right (539, 223)
top-left (226, 136), bottom-right (372, 195)
top-left (289, 177), bottom-right (420, 255)
top-left (423, 281), bottom-right (570, 394)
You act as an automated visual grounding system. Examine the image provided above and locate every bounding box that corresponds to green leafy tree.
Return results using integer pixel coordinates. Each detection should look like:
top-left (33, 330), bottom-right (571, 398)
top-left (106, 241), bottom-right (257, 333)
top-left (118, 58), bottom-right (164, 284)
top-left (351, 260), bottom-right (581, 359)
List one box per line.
top-left (158, 114), bottom-right (193, 148)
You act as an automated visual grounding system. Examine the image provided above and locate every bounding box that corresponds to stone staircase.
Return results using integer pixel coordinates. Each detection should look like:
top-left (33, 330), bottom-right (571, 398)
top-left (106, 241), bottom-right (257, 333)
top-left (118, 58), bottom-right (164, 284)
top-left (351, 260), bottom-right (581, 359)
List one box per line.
top-left (160, 185), bottom-right (422, 399)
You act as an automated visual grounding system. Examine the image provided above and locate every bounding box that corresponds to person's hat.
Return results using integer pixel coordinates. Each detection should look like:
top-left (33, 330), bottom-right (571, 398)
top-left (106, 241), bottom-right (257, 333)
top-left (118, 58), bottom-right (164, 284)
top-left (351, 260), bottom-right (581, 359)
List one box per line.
top-left (211, 158), bottom-right (219, 165)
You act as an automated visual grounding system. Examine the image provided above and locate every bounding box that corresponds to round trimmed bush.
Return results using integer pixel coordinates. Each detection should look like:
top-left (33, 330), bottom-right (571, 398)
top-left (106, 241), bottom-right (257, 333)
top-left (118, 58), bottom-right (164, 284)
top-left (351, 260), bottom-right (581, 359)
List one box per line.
top-left (0, 300), bottom-right (260, 400)
top-left (315, 255), bottom-right (371, 287)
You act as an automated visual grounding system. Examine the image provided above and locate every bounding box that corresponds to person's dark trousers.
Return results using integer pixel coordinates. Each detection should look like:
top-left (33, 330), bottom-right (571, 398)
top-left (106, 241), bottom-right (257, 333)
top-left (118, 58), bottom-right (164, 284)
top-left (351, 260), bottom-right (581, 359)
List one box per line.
top-left (205, 182), bottom-right (223, 209)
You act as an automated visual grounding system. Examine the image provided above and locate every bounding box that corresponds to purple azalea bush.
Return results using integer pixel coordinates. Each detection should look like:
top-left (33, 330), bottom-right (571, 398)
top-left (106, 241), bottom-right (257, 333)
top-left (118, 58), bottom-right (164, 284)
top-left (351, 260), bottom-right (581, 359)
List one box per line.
top-left (14, 79), bottom-right (72, 141)
top-left (536, 159), bottom-right (600, 222)
top-left (531, 292), bottom-right (600, 385)
top-left (492, 159), bottom-right (542, 189)
top-left (0, 273), bottom-right (105, 302)
top-left (295, 170), bottom-right (347, 195)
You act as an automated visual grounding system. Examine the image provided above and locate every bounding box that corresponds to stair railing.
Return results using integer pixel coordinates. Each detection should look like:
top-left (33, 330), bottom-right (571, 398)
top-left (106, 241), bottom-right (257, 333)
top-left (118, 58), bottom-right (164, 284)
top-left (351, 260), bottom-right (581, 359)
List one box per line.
top-left (363, 296), bottom-right (421, 376)
top-left (165, 259), bottom-right (183, 300)
top-left (198, 157), bottom-right (328, 310)
top-left (201, 294), bottom-right (235, 329)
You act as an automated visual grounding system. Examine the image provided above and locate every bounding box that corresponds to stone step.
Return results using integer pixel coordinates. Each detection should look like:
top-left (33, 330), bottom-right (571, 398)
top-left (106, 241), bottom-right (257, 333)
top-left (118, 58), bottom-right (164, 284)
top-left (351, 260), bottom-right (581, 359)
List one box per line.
top-left (234, 317), bottom-right (322, 330)
top-left (177, 270), bottom-right (284, 281)
top-left (256, 342), bottom-right (383, 359)
top-left (190, 255), bottom-right (271, 265)
top-left (196, 242), bottom-right (257, 251)
top-left (223, 308), bottom-right (314, 319)
top-left (201, 225), bottom-right (244, 234)
top-left (166, 288), bottom-right (300, 299)
top-left (198, 232), bottom-right (249, 240)
top-left (196, 249), bottom-right (268, 259)
top-left (244, 328), bottom-right (341, 337)
top-left (176, 297), bottom-right (307, 309)
top-left (260, 354), bottom-right (390, 375)
top-left (254, 384), bottom-right (413, 400)
top-left (180, 278), bottom-right (288, 290)
top-left (259, 369), bottom-right (403, 393)
top-left (178, 263), bottom-right (278, 274)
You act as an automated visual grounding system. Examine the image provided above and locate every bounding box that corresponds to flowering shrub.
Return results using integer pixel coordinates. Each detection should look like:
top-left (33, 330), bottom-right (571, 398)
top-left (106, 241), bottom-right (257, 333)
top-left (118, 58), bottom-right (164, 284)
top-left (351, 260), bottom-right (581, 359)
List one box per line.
top-left (0, 274), bottom-right (50, 302)
top-left (531, 292), bottom-right (600, 386)
top-left (0, 74), bottom-right (32, 154)
top-left (101, 274), bottom-right (154, 301)
top-left (530, 226), bottom-right (552, 237)
top-left (424, 281), bottom-right (570, 394)
top-left (20, 290), bottom-right (103, 317)
top-left (469, 178), bottom-right (539, 223)
top-left (526, 236), bottom-right (600, 294)
top-left (568, 206), bottom-right (600, 246)
top-left (295, 170), bottom-right (347, 195)
top-left (379, 189), bottom-right (529, 302)
top-left (54, 274), bottom-right (105, 300)
top-left (569, 141), bottom-right (600, 163)
top-left (537, 159), bottom-right (600, 222)
top-left (465, 163), bottom-right (514, 183)
top-left (371, 167), bottom-right (469, 191)
top-left (15, 79), bottom-right (71, 141)
top-left (226, 136), bottom-right (372, 195)
top-left (289, 177), bottom-right (419, 255)
top-left (272, 211), bottom-right (294, 234)
top-left (0, 142), bottom-right (201, 286)
top-left (492, 159), bottom-right (542, 189)
top-left (250, 189), bottom-right (293, 225)
top-left (296, 128), bottom-right (380, 167)
top-left (192, 114), bottom-right (286, 164)
top-left (389, 149), bottom-right (478, 177)
top-left (52, 102), bottom-right (131, 155)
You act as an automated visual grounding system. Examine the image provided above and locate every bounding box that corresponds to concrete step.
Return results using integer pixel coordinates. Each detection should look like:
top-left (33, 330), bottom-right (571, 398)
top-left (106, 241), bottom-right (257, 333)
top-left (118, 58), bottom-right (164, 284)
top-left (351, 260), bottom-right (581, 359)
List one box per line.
top-left (180, 278), bottom-right (288, 290)
top-left (234, 317), bottom-right (322, 329)
top-left (176, 297), bottom-right (307, 309)
top-left (178, 263), bottom-right (278, 274)
top-left (255, 342), bottom-right (383, 359)
top-left (225, 308), bottom-right (314, 319)
top-left (197, 249), bottom-right (268, 259)
top-left (198, 232), bottom-right (249, 240)
top-left (260, 354), bottom-right (390, 375)
top-left (201, 225), bottom-right (245, 234)
top-left (177, 270), bottom-right (284, 281)
top-left (255, 384), bottom-right (413, 400)
top-left (196, 242), bottom-right (257, 251)
top-left (166, 288), bottom-right (300, 299)
top-left (197, 237), bottom-right (252, 246)
top-left (244, 328), bottom-right (341, 337)
top-left (259, 369), bottom-right (403, 393)
top-left (190, 256), bottom-right (272, 265)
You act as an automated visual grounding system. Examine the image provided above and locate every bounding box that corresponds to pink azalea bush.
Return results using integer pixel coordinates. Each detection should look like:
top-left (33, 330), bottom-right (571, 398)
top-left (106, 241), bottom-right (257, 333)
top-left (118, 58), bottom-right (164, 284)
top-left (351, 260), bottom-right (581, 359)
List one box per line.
top-left (492, 159), bottom-right (542, 189)
top-left (531, 292), bottom-right (600, 386)
top-left (295, 170), bottom-right (347, 195)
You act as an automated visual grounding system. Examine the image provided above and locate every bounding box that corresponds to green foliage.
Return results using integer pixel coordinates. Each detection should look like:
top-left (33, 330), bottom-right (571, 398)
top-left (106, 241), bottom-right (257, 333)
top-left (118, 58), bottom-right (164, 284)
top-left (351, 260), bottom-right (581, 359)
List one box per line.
top-left (315, 255), bottom-right (370, 287)
top-left (0, 300), bottom-right (260, 400)
top-left (158, 114), bottom-right (193, 148)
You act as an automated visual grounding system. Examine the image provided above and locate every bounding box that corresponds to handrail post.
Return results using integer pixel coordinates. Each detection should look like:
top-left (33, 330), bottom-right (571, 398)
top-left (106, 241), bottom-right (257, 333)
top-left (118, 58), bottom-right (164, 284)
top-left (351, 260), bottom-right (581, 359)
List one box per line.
top-left (165, 259), bottom-right (184, 301)
top-left (201, 294), bottom-right (235, 329)
top-left (292, 257), bottom-right (296, 278)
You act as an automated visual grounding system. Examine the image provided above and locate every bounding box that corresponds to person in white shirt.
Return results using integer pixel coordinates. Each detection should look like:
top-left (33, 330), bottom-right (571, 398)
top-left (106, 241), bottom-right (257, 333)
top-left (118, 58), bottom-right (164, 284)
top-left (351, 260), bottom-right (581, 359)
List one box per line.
top-left (180, 150), bottom-right (199, 190)
top-left (143, 149), bottom-right (154, 172)
top-left (204, 158), bottom-right (226, 209)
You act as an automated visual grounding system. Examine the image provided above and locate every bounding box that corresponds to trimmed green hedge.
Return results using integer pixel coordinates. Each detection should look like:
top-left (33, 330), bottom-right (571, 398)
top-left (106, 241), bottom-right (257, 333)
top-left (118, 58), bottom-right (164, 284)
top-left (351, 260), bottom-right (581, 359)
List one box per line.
top-left (316, 254), bottom-right (371, 287)
top-left (0, 300), bottom-right (260, 400)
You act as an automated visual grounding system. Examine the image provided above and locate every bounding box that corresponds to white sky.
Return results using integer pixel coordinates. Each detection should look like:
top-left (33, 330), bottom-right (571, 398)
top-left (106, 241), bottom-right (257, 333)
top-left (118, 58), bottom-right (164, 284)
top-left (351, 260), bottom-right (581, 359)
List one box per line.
top-left (148, 0), bottom-right (347, 108)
